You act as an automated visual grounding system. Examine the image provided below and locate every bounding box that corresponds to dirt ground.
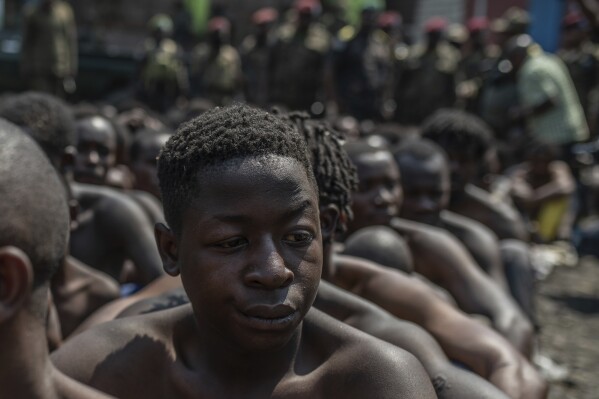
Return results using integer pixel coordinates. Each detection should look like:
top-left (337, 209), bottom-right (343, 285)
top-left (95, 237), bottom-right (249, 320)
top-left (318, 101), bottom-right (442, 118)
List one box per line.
top-left (537, 256), bottom-right (599, 399)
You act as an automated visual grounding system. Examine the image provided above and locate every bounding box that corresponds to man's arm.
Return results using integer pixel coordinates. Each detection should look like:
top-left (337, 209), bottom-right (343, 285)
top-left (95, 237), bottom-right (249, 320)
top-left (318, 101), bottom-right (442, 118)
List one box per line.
top-left (316, 281), bottom-right (509, 399)
top-left (441, 211), bottom-right (509, 291)
top-left (333, 255), bottom-right (546, 398)
top-left (391, 220), bottom-right (534, 356)
top-left (98, 194), bottom-right (164, 284)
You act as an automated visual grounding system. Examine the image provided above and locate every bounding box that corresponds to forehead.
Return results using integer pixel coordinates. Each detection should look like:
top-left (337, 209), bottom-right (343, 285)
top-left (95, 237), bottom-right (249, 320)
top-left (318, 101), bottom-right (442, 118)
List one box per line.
top-left (353, 151), bottom-right (399, 179)
top-left (76, 117), bottom-right (116, 144)
top-left (400, 155), bottom-right (448, 184)
top-left (187, 156), bottom-right (318, 220)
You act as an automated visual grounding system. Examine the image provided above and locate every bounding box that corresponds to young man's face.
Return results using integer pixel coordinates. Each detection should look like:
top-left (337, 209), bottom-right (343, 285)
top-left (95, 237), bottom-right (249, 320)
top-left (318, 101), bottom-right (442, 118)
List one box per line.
top-left (73, 117), bottom-right (117, 185)
top-left (349, 151), bottom-right (402, 233)
top-left (397, 154), bottom-right (450, 226)
top-left (131, 135), bottom-right (169, 199)
top-left (444, 148), bottom-right (479, 193)
top-left (173, 156), bottom-right (322, 352)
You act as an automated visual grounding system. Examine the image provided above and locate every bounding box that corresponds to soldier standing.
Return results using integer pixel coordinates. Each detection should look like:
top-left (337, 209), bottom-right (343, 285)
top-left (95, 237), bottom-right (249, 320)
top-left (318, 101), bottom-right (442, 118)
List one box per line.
top-left (269, 0), bottom-right (331, 112)
top-left (395, 17), bottom-right (460, 125)
top-left (190, 16), bottom-right (243, 106)
top-left (240, 7), bottom-right (279, 108)
top-left (139, 14), bottom-right (189, 113)
top-left (333, 6), bottom-right (391, 120)
top-left (20, 0), bottom-right (77, 97)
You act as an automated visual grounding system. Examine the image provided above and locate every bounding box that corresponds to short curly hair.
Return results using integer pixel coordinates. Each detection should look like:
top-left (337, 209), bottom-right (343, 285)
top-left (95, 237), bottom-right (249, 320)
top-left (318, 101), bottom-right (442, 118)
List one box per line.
top-left (278, 111), bottom-right (358, 224)
top-left (421, 109), bottom-right (494, 162)
top-left (157, 104), bottom-right (315, 234)
top-left (0, 119), bottom-right (69, 290)
top-left (0, 92), bottom-right (75, 163)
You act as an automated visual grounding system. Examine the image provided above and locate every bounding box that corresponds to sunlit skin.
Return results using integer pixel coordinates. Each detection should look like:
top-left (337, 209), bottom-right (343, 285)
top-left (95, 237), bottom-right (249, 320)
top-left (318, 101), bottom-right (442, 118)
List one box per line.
top-left (397, 153), bottom-right (451, 226)
top-left (130, 134), bottom-right (170, 199)
top-left (349, 151), bottom-right (402, 233)
top-left (346, 149), bottom-right (535, 357)
top-left (396, 151), bottom-right (509, 289)
top-left (53, 155), bottom-right (433, 398)
top-left (73, 116), bottom-right (117, 186)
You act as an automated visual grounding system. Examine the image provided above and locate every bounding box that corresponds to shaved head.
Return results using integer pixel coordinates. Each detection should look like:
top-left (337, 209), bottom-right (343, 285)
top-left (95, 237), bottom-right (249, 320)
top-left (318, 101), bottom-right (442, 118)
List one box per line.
top-left (0, 119), bottom-right (69, 288)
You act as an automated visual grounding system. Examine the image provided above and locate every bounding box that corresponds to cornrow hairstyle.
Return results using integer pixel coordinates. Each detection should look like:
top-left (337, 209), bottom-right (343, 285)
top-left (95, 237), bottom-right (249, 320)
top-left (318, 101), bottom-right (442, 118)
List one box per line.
top-left (157, 104), bottom-right (315, 234)
top-left (421, 108), bottom-right (494, 162)
top-left (0, 92), bottom-right (75, 163)
top-left (276, 110), bottom-right (358, 225)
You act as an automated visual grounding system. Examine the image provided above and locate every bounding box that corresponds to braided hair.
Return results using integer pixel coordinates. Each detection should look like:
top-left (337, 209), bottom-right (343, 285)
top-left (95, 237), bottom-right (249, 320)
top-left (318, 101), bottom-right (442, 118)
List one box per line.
top-left (277, 111), bottom-right (358, 225)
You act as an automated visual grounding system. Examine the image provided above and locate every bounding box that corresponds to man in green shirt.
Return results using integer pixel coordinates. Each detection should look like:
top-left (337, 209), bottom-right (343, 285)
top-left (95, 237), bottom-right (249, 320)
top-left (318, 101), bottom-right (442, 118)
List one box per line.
top-left (508, 35), bottom-right (589, 164)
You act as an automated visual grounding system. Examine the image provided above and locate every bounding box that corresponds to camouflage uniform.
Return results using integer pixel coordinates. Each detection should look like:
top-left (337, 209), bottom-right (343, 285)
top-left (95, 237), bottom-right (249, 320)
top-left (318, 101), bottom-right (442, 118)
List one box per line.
top-left (240, 32), bottom-right (276, 108)
top-left (191, 43), bottom-right (242, 106)
top-left (269, 21), bottom-right (331, 111)
top-left (395, 41), bottom-right (460, 125)
top-left (334, 25), bottom-right (392, 120)
top-left (20, 0), bottom-right (77, 96)
top-left (140, 37), bottom-right (189, 112)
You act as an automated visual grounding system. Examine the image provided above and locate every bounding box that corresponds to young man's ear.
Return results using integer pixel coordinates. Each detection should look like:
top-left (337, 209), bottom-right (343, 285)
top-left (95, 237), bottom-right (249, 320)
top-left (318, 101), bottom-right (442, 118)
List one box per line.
top-left (319, 204), bottom-right (339, 244)
top-left (0, 247), bottom-right (33, 323)
top-left (155, 223), bottom-right (181, 276)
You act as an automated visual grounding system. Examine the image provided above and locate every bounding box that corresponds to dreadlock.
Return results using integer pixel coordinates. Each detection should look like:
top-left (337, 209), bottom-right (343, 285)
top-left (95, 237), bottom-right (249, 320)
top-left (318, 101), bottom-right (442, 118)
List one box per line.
top-left (276, 110), bottom-right (358, 223)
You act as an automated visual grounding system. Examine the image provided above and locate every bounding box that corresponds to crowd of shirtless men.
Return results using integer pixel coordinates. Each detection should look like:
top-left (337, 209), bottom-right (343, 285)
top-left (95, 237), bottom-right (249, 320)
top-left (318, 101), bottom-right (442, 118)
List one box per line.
top-left (11, 1), bottom-right (599, 393)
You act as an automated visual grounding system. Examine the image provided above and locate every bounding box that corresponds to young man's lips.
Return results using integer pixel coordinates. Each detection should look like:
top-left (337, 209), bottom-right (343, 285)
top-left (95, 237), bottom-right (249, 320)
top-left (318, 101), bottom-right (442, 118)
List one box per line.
top-left (242, 304), bottom-right (295, 319)
top-left (239, 304), bottom-right (298, 331)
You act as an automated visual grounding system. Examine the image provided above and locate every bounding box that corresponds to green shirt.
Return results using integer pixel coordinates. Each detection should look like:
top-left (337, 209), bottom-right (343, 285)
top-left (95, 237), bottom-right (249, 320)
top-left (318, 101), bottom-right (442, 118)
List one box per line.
top-left (518, 51), bottom-right (589, 144)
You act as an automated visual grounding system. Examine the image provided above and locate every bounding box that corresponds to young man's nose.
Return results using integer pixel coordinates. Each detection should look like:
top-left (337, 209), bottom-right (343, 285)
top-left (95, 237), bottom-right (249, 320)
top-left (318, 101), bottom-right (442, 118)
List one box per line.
top-left (244, 239), bottom-right (294, 290)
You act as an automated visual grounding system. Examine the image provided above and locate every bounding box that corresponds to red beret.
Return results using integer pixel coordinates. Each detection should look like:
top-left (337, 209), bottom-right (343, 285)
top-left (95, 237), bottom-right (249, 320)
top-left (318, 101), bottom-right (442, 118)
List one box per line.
top-left (425, 17), bottom-right (448, 33)
top-left (252, 7), bottom-right (278, 25)
top-left (208, 17), bottom-right (231, 33)
top-left (378, 11), bottom-right (402, 29)
top-left (467, 17), bottom-right (488, 32)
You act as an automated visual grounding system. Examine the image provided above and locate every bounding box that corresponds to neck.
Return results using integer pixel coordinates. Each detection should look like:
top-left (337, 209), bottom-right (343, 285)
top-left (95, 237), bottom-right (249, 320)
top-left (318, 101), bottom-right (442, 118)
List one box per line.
top-left (189, 314), bottom-right (302, 386)
top-left (0, 315), bottom-right (58, 399)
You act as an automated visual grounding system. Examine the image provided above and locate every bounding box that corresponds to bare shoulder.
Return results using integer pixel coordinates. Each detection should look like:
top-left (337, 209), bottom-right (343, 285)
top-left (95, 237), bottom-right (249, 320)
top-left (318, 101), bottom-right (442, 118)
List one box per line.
top-left (52, 305), bottom-right (191, 389)
top-left (304, 309), bottom-right (436, 398)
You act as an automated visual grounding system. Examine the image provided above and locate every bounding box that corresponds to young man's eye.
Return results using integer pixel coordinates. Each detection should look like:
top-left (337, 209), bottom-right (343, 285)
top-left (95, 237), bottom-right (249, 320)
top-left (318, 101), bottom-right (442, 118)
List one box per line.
top-left (283, 231), bottom-right (314, 245)
top-left (214, 237), bottom-right (247, 249)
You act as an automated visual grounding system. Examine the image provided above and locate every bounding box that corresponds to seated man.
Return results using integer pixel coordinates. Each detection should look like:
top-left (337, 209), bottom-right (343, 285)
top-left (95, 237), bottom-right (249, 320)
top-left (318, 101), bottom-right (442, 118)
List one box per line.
top-left (343, 226), bottom-right (414, 274)
top-left (100, 112), bottom-right (545, 398)
top-left (52, 105), bottom-right (436, 398)
top-left (508, 141), bottom-right (576, 242)
top-left (73, 112), bottom-right (164, 223)
top-left (344, 139), bottom-right (535, 357)
top-left (0, 92), bottom-right (164, 285)
top-left (0, 119), bottom-right (112, 398)
top-left (422, 108), bottom-right (531, 241)
top-left (394, 138), bottom-right (537, 321)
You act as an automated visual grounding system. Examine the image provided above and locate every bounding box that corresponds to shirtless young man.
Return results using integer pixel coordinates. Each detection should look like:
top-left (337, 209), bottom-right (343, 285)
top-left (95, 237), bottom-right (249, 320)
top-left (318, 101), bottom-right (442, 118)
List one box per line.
top-left (110, 113), bottom-right (544, 398)
top-left (344, 140), bottom-right (535, 357)
top-left (0, 120), bottom-right (112, 398)
top-left (508, 141), bottom-right (576, 242)
top-left (52, 105), bottom-right (435, 398)
top-left (0, 92), bottom-right (164, 285)
top-left (421, 108), bottom-right (531, 241)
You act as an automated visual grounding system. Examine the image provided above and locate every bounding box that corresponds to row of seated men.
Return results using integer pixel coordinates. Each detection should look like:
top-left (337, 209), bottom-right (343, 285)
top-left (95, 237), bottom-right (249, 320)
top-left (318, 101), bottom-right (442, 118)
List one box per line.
top-left (0, 91), bottom-right (564, 398)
